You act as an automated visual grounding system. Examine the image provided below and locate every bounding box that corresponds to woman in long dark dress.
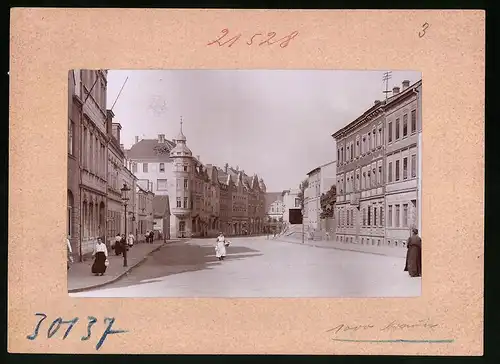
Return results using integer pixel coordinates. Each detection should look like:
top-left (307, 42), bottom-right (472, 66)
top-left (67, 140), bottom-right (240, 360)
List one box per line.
top-left (91, 237), bottom-right (108, 276)
top-left (404, 228), bottom-right (422, 277)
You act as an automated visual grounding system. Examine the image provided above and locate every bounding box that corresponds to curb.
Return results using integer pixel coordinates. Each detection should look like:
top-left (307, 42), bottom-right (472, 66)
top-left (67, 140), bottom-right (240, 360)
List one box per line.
top-left (274, 238), bottom-right (405, 258)
top-left (68, 240), bottom-right (181, 293)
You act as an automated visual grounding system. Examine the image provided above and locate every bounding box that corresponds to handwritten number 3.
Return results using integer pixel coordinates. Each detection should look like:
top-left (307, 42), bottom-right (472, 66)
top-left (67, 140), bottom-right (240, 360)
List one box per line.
top-left (419, 23), bottom-right (429, 38)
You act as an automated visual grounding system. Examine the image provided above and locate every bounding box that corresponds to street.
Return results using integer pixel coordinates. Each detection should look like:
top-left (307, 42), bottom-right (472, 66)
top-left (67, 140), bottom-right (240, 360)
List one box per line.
top-left (70, 236), bottom-right (421, 298)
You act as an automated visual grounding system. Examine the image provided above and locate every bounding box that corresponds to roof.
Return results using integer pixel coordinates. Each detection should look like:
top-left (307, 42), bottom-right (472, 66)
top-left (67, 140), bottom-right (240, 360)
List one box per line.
top-left (153, 195), bottom-right (170, 217)
top-left (306, 167), bottom-right (321, 176)
top-left (332, 79), bottom-right (422, 139)
top-left (265, 192), bottom-right (283, 212)
top-left (126, 138), bottom-right (176, 160)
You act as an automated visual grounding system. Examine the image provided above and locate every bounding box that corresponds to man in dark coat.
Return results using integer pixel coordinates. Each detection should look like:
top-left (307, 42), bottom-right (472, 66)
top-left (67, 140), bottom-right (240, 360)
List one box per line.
top-left (404, 228), bottom-right (422, 277)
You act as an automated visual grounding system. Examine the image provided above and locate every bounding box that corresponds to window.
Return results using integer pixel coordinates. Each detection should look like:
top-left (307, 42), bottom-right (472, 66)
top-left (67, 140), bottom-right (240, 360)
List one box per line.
top-left (132, 163), bottom-right (137, 173)
top-left (362, 208), bottom-right (366, 226)
top-left (372, 129), bottom-right (376, 149)
top-left (395, 118), bottom-right (400, 140)
top-left (388, 205), bottom-right (392, 227)
top-left (351, 210), bottom-right (354, 226)
top-left (340, 147), bottom-right (344, 163)
top-left (388, 162), bottom-right (393, 182)
top-left (347, 210), bottom-right (350, 226)
top-left (143, 163), bottom-right (148, 173)
top-left (362, 136), bottom-right (366, 153)
top-left (68, 121), bottom-right (74, 155)
top-left (176, 197), bottom-right (181, 208)
top-left (411, 109), bottom-right (417, 133)
top-left (395, 205), bottom-right (400, 227)
top-left (411, 154), bottom-right (417, 178)
top-left (356, 140), bottom-right (360, 156)
top-left (337, 149), bottom-right (340, 162)
top-left (346, 146), bottom-right (350, 161)
top-left (350, 143), bottom-right (354, 159)
top-left (403, 114), bottom-right (408, 137)
top-left (379, 206), bottom-right (383, 226)
top-left (368, 206), bottom-right (371, 226)
top-left (378, 166), bottom-right (382, 184)
top-left (157, 179), bottom-right (168, 190)
top-left (183, 197), bottom-right (188, 208)
top-left (368, 133), bottom-right (371, 151)
top-left (367, 171), bottom-right (371, 189)
top-left (388, 122), bottom-right (393, 143)
top-left (395, 160), bottom-right (400, 181)
top-left (176, 178), bottom-right (180, 189)
top-left (374, 207), bottom-right (377, 226)
top-left (184, 178), bottom-right (188, 189)
top-left (183, 165), bottom-right (188, 172)
top-left (403, 203), bottom-right (408, 227)
top-left (159, 163), bottom-right (165, 172)
top-left (295, 198), bottom-right (300, 208)
top-left (356, 172), bottom-right (360, 190)
top-left (378, 128), bottom-right (383, 146)
top-left (372, 168), bottom-right (376, 185)
top-left (403, 157), bottom-right (408, 180)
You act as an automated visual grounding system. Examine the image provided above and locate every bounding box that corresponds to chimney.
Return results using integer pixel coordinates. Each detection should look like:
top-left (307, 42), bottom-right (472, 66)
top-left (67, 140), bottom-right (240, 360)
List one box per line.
top-left (393, 86), bottom-right (400, 95)
top-left (112, 123), bottom-right (122, 144)
top-left (172, 138), bottom-right (176, 143)
top-left (236, 165), bottom-right (239, 172)
top-left (196, 155), bottom-right (200, 161)
top-left (374, 100), bottom-right (381, 105)
top-left (402, 80), bottom-right (410, 90)
top-left (135, 136), bottom-right (139, 144)
top-left (224, 163), bottom-right (228, 173)
top-left (158, 134), bottom-right (165, 143)
top-left (120, 144), bottom-right (124, 151)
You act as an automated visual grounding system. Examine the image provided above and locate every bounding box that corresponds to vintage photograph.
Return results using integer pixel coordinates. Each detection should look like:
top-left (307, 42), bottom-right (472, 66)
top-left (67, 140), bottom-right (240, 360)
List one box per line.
top-left (66, 69), bottom-right (422, 298)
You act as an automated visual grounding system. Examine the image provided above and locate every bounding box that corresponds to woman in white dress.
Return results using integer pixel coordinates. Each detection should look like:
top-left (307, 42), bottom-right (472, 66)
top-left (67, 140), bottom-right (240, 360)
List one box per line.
top-left (215, 232), bottom-right (229, 261)
top-left (91, 237), bottom-right (108, 276)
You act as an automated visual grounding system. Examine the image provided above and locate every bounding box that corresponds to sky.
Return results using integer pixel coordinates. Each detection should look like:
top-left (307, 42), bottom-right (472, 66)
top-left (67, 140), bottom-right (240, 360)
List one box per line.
top-left (106, 70), bottom-right (421, 192)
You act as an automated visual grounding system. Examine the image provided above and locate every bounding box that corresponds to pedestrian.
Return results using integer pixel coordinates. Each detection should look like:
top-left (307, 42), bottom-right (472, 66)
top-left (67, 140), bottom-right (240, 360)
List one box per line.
top-left (113, 233), bottom-right (122, 255)
top-left (91, 237), bottom-right (108, 276)
top-left (66, 235), bottom-right (73, 270)
top-left (215, 232), bottom-right (229, 261)
top-left (127, 233), bottom-right (135, 248)
top-left (404, 228), bottom-right (422, 277)
top-left (150, 230), bottom-right (154, 243)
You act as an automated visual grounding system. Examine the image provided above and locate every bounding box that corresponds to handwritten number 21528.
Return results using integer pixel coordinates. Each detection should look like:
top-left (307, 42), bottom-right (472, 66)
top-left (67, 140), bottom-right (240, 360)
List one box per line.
top-left (26, 313), bottom-right (127, 351)
top-left (208, 29), bottom-right (299, 48)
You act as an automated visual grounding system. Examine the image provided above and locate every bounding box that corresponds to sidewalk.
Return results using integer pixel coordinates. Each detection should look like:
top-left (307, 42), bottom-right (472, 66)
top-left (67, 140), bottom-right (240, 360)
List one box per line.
top-left (67, 239), bottom-right (181, 293)
top-left (274, 235), bottom-right (407, 258)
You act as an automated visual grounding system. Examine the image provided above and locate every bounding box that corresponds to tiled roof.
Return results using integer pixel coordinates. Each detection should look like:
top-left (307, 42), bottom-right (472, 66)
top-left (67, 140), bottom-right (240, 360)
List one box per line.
top-left (265, 192), bottom-right (284, 212)
top-left (152, 195), bottom-right (170, 217)
top-left (126, 139), bottom-right (176, 160)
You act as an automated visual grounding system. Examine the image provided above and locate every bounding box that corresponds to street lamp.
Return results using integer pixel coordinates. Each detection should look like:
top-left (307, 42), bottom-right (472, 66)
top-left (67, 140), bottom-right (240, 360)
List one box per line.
top-left (120, 183), bottom-right (131, 267)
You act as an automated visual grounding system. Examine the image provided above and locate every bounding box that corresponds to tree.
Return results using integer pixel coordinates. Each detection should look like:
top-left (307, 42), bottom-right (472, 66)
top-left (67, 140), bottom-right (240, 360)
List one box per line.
top-left (297, 179), bottom-right (309, 243)
top-left (320, 185), bottom-right (337, 219)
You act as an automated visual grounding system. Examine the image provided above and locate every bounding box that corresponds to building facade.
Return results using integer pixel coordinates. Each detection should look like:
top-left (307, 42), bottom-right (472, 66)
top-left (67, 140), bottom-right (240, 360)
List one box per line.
top-left (282, 189), bottom-right (301, 224)
top-left (331, 79), bottom-right (422, 249)
top-left (79, 69), bottom-right (109, 255)
top-left (304, 167), bottom-right (321, 229)
top-left (126, 122), bottom-right (267, 238)
top-left (67, 70), bottom-right (82, 254)
top-left (333, 100), bottom-right (386, 246)
top-left (384, 80), bottom-right (422, 247)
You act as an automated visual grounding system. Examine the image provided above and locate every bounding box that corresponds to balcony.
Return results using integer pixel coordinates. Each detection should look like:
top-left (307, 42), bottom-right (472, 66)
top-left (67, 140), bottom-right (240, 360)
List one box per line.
top-left (172, 206), bottom-right (192, 217)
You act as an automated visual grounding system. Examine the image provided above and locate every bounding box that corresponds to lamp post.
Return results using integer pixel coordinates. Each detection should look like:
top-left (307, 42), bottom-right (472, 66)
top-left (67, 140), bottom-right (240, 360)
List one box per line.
top-left (120, 183), bottom-right (131, 267)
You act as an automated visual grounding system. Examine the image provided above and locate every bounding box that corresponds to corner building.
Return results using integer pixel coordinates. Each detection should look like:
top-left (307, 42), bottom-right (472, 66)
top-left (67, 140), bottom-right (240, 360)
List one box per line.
top-left (333, 100), bottom-right (386, 246)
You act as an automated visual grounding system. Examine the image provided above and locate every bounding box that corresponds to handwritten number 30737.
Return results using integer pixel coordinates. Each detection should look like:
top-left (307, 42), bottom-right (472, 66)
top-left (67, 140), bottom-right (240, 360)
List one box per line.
top-left (26, 313), bottom-right (127, 351)
top-left (208, 29), bottom-right (299, 48)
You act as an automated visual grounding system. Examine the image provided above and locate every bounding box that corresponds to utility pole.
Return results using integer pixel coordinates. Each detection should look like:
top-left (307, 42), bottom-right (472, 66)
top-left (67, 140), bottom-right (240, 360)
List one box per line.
top-left (382, 71), bottom-right (392, 102)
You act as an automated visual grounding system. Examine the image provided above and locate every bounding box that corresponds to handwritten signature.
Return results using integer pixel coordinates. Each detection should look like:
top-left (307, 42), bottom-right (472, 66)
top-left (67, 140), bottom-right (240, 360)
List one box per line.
top-left (327, 320), bottom-right (439, 335)
top-left (26, 313), bottom-right (127, 351)
top-left (208, 28), bottom-right (299, 48)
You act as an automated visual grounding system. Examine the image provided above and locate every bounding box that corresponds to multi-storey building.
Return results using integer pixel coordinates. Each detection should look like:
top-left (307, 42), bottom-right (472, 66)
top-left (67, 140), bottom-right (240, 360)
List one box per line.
top-left (79, 69), bottom-right (109, 255)
top-left (136, 184), bottom-right (154, 238)
top-left (304, 167), bottom-right (322, 229)
top-left (265, 192), bottom-right (285, 221)
top-left (384, 80), bottom-right (422, 247)
top-left (126, 122), bottom-right (266, 238)
top-left (333, 99), bottom-right (386, 246)
top-left (67, 70), bottom-right (82, 253)
top-left (331, 79), bottom-right (422, 249)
